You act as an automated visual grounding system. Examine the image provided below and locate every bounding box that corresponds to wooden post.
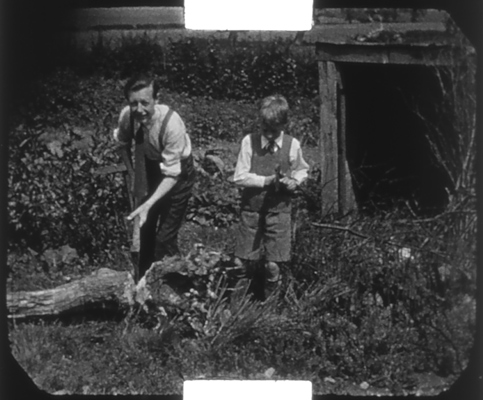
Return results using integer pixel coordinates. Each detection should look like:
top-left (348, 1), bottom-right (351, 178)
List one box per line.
top-left (336, 71), bottom-right (356, 214)
top-left (319, 61), bottom-right (339, 215)
top-left (319, 61), bottom-right (356, 216)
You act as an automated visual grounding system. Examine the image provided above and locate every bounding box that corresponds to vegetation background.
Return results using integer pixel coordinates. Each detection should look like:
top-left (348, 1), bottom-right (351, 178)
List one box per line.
top-left (4, 7), bottom-right (478, 397)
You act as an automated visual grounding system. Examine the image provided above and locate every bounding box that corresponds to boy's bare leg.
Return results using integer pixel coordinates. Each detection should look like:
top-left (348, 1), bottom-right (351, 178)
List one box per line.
top-left (264, 261), bottom-right (281, 300)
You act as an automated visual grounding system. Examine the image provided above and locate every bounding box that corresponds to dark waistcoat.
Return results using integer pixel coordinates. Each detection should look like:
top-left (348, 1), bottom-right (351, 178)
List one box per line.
top-left (240, 133), bottom-right (293, 213)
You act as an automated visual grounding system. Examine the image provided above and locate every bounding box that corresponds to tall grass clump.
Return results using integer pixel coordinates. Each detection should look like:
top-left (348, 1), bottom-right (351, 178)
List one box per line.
top-left (289, 207), bottom-right (476, 388)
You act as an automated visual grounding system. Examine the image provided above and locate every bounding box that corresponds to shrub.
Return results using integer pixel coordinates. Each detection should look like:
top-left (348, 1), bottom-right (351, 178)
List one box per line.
top-left (164, 38), bottom-right (318, 100)
top-left (8, 122), bottom-right (128, 258)
top-left (8, 73), bottom-right (128, 260)
top-left (55, 36), bottom-right (318, 101)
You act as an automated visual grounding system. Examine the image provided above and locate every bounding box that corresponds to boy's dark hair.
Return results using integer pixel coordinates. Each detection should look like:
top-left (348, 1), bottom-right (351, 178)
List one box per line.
top-left (124, 75), bottom-right (160, 100)
top-left (260, 94), bottom-right (289, 126)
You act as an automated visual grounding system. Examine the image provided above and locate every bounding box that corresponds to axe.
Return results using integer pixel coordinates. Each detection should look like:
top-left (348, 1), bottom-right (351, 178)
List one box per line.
top-left (117, 145), bottom-right (141, 281)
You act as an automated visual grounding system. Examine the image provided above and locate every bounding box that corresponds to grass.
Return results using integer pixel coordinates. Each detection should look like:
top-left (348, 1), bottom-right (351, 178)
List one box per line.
top-left (8, 206), bottom-right (476, 395)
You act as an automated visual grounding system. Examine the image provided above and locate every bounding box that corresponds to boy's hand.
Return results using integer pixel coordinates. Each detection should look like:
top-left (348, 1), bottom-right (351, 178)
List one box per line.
top-left (264, 175), bottom-right (276, 187)
top-left (280, 177), bottom-right (297, 192)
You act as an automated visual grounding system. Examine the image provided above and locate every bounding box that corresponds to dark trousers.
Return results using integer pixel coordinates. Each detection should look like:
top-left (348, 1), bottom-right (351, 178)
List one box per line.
top-left (138, 156), bottom-right (195, 278)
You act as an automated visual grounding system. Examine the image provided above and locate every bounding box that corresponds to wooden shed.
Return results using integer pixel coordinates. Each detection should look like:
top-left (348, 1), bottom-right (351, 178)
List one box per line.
top-left (304, 9), bottom-right (475, 215)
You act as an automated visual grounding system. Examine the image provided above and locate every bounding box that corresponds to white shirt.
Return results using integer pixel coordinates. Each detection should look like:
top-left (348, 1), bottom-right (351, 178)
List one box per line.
top-left (233, 132), bottom-right (309, 188)
top-left (113, 104), bottom-right (191, 177)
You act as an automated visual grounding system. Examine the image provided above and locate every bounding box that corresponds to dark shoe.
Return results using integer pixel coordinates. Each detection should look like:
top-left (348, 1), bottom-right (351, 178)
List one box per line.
top-left (264, 279), bottom-right (281, 301)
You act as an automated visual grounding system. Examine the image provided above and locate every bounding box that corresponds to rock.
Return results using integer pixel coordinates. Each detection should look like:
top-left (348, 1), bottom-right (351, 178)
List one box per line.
top-left (203, 154), bottom-right (225, 175)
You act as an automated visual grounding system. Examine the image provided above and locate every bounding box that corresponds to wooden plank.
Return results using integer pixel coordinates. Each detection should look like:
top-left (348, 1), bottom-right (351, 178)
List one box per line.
top-left (313, 9), bottom-right (449, 26)
top-left (315, 43), bottom-right (469, 66)
top-left (305, 22), bottom-right (449, 46)
top-left (336, 75), bottom-right (346, 213)
top-left (336, 73), bottom-right (356, 215)
top-left (319, 61), bottom-right (339, 215)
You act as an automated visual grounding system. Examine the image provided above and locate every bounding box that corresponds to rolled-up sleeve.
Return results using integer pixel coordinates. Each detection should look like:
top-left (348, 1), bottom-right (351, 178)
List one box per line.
top-left (159, 112), bottom-right (189, 177)
top-left (113, 106), bottom-right (132, 147)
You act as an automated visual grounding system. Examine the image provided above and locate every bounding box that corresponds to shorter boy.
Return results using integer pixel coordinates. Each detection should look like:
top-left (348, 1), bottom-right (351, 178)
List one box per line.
top-left (233, 95), bottom-right (309, 299)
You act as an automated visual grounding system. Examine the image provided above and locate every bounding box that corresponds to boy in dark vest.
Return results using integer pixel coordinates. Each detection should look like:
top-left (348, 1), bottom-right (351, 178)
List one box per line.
top-left (233, 95), bottom-right (309, 299)
top-left (113, 75), bottom-right (195, 280)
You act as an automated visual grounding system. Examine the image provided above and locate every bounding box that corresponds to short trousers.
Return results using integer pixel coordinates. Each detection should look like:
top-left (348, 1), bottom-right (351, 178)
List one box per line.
top-left (235, 210), bottom-right (291, 262)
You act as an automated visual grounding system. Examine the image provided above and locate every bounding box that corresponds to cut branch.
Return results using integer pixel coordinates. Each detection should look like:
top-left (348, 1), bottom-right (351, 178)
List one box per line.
top-left (310, 222), bottom-right (449, 259)
top-left (311, 222), bottom-right (369, 239)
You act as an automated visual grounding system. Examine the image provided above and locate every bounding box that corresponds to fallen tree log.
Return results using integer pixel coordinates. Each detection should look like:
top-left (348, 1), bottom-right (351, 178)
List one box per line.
top-left (7, 268), bottom-right (136, 319)
top-left (7, 246), bottom-right (233, 319)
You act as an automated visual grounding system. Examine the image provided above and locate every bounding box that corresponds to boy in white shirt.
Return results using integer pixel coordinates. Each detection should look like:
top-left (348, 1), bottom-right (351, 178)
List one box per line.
top-left (233, 95), bottom-right (309, 299)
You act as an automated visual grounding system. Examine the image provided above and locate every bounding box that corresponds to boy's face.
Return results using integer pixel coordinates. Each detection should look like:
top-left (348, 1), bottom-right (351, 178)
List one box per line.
top-left (261, 121), bottom-right (284, 141)
top-left (128, 84), bottom-right (156, 125)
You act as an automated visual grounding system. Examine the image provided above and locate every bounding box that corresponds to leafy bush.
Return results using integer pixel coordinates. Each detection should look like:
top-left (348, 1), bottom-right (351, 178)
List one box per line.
top-left (56, 36), bottom-right (318, 101)
top-left (163, 38), bottom-right (318, 100)
top-left (8, 121), bottom-right (127, 258)
top-left (8, 73), bottom-right (129, 264)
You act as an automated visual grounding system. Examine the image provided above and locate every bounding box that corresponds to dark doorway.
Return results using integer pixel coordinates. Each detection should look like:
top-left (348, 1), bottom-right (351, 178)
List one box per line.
top-left (340, 63), bottom-right (451, 214)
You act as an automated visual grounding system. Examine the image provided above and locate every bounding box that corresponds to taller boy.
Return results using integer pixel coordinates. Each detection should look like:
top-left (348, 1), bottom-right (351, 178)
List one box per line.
top-left (114, 75), bottom-right (195, 279)
top-left (233, 95), bottom-right (309, 298)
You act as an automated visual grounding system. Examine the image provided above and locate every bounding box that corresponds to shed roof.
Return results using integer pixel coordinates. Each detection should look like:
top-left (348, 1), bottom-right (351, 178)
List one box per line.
top-left (304, 9), bottom-right (475, 65)
top-left (305, 9), bottom-right (472, 48)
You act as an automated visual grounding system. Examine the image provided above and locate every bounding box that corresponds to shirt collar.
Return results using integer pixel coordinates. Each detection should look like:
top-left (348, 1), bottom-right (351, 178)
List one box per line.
top-left (261, 131), bottom-right (284, 149)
